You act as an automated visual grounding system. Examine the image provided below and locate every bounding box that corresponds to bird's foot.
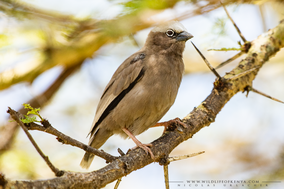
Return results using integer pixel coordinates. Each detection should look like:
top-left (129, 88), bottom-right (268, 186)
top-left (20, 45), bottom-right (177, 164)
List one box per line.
top-left (122, 128), bottom-right (155, 159)
top-left (153, 117), bottom-right (187, 133)
top-left (172, 117), bottom-right (188, 128)
top-left (132, 143), bottom-right (154, 159)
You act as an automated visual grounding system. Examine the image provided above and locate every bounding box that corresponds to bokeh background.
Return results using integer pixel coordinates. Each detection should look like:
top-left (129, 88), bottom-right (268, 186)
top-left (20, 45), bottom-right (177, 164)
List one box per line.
top-left (0, 0), bottom-right (284, 188)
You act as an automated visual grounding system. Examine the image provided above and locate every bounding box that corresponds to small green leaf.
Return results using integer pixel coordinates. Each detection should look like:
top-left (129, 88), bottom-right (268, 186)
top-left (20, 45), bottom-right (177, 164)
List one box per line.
top-left (22, 103), bottom-right (43, 121)
top-left (212, 17), bottom-right (227, 36)
top-left (20, 115), bottom-right (39, 124)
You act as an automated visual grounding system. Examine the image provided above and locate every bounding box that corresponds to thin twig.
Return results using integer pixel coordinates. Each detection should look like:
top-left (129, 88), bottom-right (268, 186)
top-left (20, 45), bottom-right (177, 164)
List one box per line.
top-left (12, 110), bottom-right (117, 163)
top-left (228, 67), bottom-right (259, 80)
top-left (168, 151), bottom-right (205, 162)
top-left (7, 107), bottom-right (64, 177)
top-left (221, 2), bottom-right (247, 43)
top-left (245, 86), bottom-right (284, 104)
top-left (163, 151), bottom-right (205, 189)
top-left (215, 51), bottom-right (243, 69)
top-left (191, 42), bottom-right (222, 80)
top-left (114, 178), bottom-right (122, 189)
top-left (117, 148), bottom-right (125, 156)
top-left (210, 2), bottom-right (251, 70)
top-left (164, 165), bottom-right (170, 189)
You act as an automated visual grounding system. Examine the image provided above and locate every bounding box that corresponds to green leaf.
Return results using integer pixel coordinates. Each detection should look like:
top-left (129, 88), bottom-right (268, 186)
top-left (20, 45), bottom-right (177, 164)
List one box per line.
top-left (20, 115), bottom-right (39, 124)
top-left (22, 103), bottom-right (43, 121)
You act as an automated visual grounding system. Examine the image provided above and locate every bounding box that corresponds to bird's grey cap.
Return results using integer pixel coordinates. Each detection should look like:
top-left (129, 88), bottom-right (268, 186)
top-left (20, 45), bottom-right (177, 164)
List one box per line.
top-left (151, 20), bottom-right (187, 33)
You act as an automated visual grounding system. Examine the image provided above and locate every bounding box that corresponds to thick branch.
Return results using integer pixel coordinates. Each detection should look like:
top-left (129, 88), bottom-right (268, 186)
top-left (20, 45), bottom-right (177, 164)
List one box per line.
top-left (3, 20), bottom-right (284, 189)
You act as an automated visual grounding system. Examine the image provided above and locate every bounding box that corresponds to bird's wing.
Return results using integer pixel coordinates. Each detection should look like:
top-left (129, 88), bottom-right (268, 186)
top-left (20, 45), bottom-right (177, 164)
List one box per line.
top-left (88, 52), bottom-right (146, 136)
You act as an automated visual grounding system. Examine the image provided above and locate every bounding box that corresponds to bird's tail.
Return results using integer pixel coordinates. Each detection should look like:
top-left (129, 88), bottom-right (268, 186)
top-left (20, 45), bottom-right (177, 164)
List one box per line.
top-left (80, 152), bottom-right (95, 169)
top-left (80, 128), bottom-right (112, 169)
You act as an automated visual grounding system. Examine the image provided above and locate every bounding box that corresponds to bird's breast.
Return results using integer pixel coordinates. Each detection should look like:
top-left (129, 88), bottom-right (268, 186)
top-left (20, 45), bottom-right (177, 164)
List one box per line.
top-left (140, 54), bottom-right (184, 107)
top-left (145, 54), bottom-right (183, 89)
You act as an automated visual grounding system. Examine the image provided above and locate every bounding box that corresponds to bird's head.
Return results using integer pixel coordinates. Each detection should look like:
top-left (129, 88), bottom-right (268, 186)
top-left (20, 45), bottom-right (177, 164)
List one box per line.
top-left (144, 21), bottom-right (193, 55)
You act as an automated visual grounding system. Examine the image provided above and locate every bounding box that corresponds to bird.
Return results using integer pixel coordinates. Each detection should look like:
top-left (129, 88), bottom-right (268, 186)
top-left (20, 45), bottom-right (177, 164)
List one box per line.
top-left (80, 20), bottom-right (193, 169)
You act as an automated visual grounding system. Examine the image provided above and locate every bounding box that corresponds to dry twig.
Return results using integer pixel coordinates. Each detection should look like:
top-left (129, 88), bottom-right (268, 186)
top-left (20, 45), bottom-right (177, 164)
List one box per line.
top-left (168, 151), bottom-right (205, 162)
top-left (15, 110), bottom-right (117, 163)
top-left (215, 51), bottom-right (244, 69)
top-left (191, 42), bottom-right (222, 80)
top-left (163, 151), bottom-right (205, 189)
top-left (221, 2), bottom-right (247, 43)
top-left (164, 165), bottom-right (170, 189)
top-left (244, 86), bottom-right (284, 103)
top-left (7, 108), bottom-right (64, 177)
top-left (114, 178), bottom-right (122, 189)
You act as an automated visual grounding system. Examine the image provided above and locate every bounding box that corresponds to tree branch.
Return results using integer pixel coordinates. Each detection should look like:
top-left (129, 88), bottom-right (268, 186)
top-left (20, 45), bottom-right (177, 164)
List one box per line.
top-left (2, 19), bottom-right (284, 189)
top-left (7, 108), bottom-right (117, 163)
top-left (7, 108), bottom-right (64, 177)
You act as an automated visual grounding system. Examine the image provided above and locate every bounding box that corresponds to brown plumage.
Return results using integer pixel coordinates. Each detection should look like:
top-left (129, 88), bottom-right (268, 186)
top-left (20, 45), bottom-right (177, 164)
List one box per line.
top-left (80, 21), bottom-right (193, 169)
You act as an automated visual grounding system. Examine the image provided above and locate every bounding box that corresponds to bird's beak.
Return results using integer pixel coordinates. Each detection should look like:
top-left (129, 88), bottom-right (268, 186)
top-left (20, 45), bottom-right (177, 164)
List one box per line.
top-left (176, 31), bottom-right (193, 41)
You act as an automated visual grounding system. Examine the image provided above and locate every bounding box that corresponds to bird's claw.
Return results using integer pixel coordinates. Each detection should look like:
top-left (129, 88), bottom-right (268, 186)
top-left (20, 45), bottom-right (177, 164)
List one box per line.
top-left (154, 117), bottom-right (187, 133)
top-left (172, 117), bottom-right (187, 128)
top-left (132, 143), bottom-right (154, 159)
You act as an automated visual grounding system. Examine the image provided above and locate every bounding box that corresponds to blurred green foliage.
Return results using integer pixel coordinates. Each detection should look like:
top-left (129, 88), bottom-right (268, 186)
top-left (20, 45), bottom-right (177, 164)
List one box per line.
top-left (212, 17), bottom-right (227, 36)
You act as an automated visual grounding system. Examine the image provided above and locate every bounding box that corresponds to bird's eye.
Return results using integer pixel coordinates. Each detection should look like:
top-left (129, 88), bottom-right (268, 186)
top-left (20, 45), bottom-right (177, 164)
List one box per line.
top-left (166, 29), bottom-right (175, 37)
